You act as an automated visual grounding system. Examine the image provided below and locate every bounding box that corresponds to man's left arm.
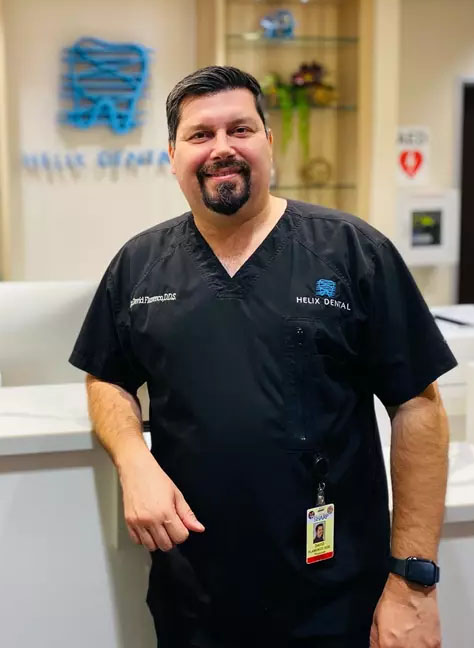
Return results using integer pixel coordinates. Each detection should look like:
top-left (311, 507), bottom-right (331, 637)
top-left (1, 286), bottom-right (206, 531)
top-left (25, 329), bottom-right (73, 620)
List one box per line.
top-left (370, 381), bottom-right (449, 648)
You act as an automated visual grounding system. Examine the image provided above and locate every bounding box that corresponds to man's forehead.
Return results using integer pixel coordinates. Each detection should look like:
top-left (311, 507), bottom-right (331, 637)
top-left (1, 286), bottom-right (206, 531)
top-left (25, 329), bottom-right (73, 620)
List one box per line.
top-left (178, 89), bottom-right (258, 128)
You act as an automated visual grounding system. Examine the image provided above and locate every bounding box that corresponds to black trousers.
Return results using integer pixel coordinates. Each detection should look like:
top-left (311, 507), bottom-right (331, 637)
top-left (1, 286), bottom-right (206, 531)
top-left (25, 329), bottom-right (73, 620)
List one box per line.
top-left (148, 600), bottom-right (371, 648)
top-left (153, 628), bottom-right (371, 648)
top-left (287, 631), bottom-right (370, 647)
top-left (183, 637), bottom-right (370, 648)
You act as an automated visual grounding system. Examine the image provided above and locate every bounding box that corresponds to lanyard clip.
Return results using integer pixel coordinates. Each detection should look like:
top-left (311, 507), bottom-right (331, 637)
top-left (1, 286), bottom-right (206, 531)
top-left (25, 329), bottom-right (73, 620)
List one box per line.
top-left (312, 454), bottom-right (329, 507)
top-left (316, 482), bottom-right (326, 506)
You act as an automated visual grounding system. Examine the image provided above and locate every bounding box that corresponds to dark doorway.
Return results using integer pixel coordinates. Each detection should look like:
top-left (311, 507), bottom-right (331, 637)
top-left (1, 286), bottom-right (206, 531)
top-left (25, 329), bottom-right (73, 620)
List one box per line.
top-left (459, 84), bottom-right (474, 303)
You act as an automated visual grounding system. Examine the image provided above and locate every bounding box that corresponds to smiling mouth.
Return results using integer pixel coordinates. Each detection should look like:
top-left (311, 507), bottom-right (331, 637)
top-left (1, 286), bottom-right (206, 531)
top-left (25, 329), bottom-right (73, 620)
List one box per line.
top-left (205, 168), bottom-right (242, 178)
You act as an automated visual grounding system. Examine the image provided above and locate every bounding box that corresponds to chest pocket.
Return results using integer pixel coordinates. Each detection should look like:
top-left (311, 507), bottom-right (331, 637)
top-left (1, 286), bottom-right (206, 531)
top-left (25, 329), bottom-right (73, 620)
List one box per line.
top-left (283, 316), bottom-right (357, 448)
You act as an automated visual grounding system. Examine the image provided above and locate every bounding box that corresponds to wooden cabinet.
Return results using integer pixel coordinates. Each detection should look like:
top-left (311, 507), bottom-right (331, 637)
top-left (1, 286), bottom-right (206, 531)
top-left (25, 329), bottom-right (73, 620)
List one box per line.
top-left (196, 0), bottom-right (373, 220)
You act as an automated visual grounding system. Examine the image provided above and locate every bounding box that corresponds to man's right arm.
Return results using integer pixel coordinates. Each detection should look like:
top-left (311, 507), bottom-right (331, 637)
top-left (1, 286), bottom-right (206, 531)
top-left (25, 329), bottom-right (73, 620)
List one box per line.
top-left (85, 373), bottom-right (147, 465)
top-left (85, 374), bottom-right (205, 552)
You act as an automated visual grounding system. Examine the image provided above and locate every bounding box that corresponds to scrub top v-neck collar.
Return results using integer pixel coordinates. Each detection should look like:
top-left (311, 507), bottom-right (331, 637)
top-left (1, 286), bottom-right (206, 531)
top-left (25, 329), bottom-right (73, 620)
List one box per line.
top-left (183, 199), bottom-right (301, 299)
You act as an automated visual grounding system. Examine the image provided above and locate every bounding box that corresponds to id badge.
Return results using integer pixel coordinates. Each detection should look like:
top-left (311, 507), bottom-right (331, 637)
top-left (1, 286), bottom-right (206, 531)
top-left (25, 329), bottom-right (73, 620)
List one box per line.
top-left (306, 503), bottom-right (335, 564)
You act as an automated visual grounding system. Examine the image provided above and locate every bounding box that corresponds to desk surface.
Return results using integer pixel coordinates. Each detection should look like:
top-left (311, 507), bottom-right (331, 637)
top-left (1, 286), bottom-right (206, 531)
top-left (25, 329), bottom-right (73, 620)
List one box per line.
top-left (0, 383), bottom-right (92, 455)
top-left (1, 383), bottom-right (473, 523)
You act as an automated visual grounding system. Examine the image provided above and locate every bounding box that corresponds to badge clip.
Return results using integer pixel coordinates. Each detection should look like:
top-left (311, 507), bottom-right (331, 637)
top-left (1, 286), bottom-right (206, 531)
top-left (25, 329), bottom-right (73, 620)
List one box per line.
top-left (316, 482), bottom-right (326, 506)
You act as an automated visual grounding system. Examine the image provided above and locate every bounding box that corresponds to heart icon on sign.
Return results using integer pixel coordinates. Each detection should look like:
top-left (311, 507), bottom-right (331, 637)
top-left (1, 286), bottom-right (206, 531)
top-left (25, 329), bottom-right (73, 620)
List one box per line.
top-left (400, 150), bottom-right (423, 178)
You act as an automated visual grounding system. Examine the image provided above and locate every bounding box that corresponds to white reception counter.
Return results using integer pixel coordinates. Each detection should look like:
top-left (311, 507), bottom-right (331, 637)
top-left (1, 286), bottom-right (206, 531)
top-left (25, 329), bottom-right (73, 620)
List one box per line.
top-left (0, 383), bottom-right (156, 648)
top-left (0, 382), bottom-right (473, 647)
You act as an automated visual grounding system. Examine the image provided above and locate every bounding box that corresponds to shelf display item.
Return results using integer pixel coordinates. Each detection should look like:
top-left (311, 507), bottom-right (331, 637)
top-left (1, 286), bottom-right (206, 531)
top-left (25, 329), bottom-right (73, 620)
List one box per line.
top-left (260, 73), bottom-right (280, 109)
top-left (260, 10), bottom-right (296, 40)
top-left (292, 61), bottom-right (338, 107)
top-left (261, 61), bottom-right (338, 159)
top-left (294, 86), bottom-right (310, 162)
top-left (261, 73), bottom-right (293, 153)
top-left (291, 61), bottom-right (324, 87)
top-left (300, 156), bottom-right (332, 187)
top-left (276, 84), bottom-right (294, 154)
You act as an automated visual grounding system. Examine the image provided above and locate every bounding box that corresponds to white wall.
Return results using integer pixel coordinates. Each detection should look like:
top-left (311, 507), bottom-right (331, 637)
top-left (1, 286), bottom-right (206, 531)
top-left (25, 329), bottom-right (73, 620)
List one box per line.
top-left (2, 0), bottom-right (195, 280)
top-left (399, 0), bottom-right (474, 305)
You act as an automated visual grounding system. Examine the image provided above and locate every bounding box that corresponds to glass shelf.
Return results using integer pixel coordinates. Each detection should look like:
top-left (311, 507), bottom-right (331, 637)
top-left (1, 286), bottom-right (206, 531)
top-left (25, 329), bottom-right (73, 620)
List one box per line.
top-left (226, 33), bottom-right (359, 47)
top-left (274, 183), bottom-right (356, 191)
top-left (229, 0), bottom-right (346, 6)
top-left (267, 104), bottom-right (357, 112)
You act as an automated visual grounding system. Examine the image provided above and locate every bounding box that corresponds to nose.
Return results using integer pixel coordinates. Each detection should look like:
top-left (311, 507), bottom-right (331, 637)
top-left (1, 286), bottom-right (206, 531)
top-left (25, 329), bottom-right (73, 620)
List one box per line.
top-left (209, 129), bottom-right (236, 160)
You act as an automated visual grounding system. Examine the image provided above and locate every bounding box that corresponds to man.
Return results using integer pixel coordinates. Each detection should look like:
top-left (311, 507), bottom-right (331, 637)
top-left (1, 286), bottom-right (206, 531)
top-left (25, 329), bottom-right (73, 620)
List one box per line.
top-left (70, 66), bottom-right (456, 648)
top-left (314, 524), bottom-right (325, 544)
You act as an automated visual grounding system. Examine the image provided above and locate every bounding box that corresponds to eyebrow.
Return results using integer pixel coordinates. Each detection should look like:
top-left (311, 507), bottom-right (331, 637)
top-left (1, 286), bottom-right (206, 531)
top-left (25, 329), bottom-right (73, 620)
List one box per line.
top-left (182, 116), bottom-right (260, 136)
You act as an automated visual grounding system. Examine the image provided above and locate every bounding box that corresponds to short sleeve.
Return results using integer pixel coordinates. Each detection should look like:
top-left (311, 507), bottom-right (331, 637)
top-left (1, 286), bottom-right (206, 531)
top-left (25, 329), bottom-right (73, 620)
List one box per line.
top-left (69, 267), bottom-right (146, 395)
top-left (364, 238), bottom-right (457, 406)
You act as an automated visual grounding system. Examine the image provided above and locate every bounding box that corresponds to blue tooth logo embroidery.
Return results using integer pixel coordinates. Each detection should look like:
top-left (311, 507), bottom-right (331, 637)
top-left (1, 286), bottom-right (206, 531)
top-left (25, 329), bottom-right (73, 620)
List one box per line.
top-left (296, 278), bottom-right (351, 311)
top-left (315, 279), bottom-right (336, 298)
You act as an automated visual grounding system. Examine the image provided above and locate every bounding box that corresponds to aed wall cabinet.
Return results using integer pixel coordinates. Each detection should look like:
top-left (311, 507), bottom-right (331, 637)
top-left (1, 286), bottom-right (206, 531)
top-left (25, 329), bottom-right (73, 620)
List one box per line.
top-left (396, 188), bottom-right (460, 267)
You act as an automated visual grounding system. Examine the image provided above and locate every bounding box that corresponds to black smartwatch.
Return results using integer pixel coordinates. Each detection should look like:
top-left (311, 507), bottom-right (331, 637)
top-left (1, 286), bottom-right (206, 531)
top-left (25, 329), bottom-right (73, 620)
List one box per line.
top-left (389, 556), bottom-right (440, 587)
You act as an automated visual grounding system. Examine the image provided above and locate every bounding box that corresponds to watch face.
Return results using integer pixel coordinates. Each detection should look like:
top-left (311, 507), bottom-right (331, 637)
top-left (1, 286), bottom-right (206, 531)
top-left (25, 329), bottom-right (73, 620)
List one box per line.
top-left (406, 558), bottom-right (437, 586)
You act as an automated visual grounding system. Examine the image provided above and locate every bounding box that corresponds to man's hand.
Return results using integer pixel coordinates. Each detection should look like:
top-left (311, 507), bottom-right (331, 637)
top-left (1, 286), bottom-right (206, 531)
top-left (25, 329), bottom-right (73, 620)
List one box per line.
top-left (118, 447), bottom-right (205, 552)
top-left (370, 573), bottom-right (441, 647)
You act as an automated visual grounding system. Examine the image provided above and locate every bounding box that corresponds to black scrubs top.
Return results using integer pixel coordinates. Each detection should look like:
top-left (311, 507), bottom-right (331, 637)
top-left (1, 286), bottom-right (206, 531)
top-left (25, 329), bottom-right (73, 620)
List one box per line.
top-left (70, 199), bottom-right (457, 648)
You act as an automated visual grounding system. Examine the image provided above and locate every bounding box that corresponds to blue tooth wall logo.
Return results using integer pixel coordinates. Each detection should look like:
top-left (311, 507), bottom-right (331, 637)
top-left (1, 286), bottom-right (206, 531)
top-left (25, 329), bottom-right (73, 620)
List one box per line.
top-left (296, 278), bottom-right (351, 311)
top-left (315, 279), bottom-right (336, 298)
top-left (60, 37), bottom-right (151, 134)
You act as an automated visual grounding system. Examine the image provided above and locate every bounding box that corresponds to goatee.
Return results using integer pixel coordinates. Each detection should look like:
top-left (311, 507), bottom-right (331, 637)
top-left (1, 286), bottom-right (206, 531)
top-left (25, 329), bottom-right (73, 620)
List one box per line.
top-left (196, 159), bottom-right (251, 216)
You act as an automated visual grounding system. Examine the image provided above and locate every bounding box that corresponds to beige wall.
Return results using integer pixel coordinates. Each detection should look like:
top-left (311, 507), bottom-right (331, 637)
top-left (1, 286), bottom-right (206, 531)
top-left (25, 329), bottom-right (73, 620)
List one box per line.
top-left (399, 0), bottom-right (474, 305)
top-left (1, 0), bottom-right (471, 305)
top-left (1, 0), bottom-right (196, 280)
top-left (369, 0), bottom-right (400, 239)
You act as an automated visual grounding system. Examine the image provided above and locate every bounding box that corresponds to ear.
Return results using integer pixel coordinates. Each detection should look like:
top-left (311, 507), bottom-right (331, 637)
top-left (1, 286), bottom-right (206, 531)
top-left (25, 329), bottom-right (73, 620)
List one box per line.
top-left (168, 142), bottom-right (176, 175)
top-left (267, 128), bottom-right (274, 156)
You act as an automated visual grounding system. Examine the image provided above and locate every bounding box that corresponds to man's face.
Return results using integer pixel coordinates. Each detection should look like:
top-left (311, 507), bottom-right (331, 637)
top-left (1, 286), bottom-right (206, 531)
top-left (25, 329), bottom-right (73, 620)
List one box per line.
top-left (316, 525), bottom-right (324, 538)
top-left (169, 88), bottom-right (273, 216)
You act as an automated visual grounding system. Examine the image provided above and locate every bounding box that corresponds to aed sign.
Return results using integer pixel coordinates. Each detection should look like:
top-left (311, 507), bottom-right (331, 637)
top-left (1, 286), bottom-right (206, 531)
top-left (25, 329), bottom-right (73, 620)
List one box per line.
top-left (397, 126), bottom-right (430, 186)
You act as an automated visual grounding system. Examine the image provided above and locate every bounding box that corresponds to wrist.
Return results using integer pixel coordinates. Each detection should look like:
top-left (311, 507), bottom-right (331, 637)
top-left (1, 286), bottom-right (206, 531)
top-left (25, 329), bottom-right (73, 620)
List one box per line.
top-left (114, 436), bottom-right (153, 476)
top-left (386, 571), bottom-right (436, 596)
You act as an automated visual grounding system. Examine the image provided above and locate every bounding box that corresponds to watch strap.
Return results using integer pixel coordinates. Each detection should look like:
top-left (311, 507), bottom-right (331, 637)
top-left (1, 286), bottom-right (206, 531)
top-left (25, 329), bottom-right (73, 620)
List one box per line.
top-left (389, 556), bottom-right (440, 587)
top-left (390, 556), bottom-right (409, 579)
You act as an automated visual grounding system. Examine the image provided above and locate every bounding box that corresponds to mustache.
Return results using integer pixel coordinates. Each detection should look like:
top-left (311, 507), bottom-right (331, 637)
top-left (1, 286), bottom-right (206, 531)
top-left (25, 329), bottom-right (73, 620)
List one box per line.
top-left (197, 159), bottom-right (251, 180)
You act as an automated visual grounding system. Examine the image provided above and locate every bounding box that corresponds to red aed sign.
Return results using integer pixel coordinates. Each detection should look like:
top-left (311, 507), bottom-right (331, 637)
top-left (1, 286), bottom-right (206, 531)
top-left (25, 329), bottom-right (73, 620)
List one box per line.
top-left (400, 150), bottom-right (423, 178)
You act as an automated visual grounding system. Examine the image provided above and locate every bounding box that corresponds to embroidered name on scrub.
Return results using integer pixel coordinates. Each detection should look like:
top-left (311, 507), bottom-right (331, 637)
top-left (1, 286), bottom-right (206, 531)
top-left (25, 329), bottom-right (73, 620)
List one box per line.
top-left (306, 504), bottom-right (335, 564)
top-left (296, 296), bottom-right (351, 310)
top-left (130, 293), bottom-right (176, 308)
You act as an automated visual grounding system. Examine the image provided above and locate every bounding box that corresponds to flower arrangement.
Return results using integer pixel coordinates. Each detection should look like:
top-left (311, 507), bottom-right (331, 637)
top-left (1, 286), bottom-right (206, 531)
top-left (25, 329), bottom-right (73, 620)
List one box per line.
top-left (260, 63), bottom-right (338, 159)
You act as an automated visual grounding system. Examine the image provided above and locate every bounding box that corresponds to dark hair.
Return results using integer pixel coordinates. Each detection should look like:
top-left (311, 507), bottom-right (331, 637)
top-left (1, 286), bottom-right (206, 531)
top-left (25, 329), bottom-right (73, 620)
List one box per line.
top-left (166, 65), bottom-right (267, 145)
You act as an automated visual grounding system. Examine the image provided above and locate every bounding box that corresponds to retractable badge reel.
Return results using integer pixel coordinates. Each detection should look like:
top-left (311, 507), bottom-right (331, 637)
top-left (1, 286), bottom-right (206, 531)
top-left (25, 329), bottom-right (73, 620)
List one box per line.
top-left (306, 454), bottom-right (335, 564)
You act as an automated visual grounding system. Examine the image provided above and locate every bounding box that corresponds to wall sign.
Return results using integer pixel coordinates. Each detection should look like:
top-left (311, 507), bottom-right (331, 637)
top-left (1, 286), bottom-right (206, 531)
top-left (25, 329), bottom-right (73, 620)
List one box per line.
top-left (22, 148), bottom-right (170, 172)
top-left (60, 37), bottom-right (151, 134)
top-left (397, 126), bottom-right (430, 186)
